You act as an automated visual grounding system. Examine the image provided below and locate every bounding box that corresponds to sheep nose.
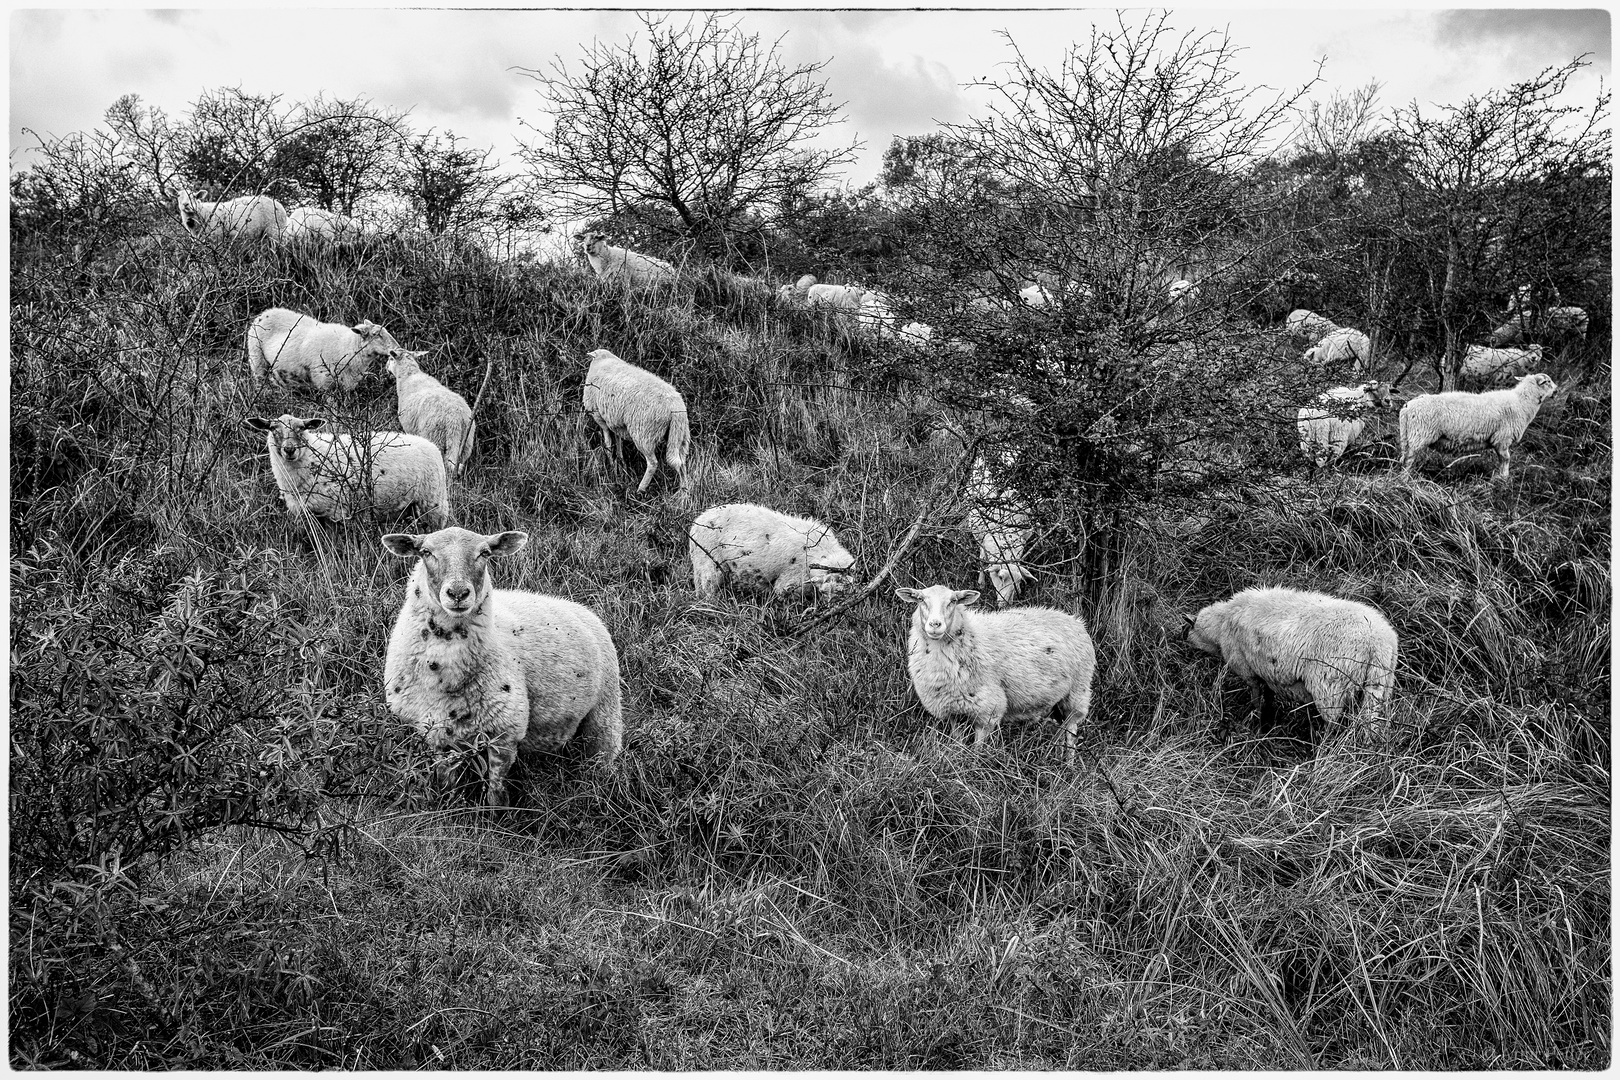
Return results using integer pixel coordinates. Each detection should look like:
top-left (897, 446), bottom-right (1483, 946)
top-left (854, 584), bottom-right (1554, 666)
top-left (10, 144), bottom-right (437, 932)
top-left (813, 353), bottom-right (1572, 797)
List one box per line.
top-left (444, 583), bottom-right (471, 604)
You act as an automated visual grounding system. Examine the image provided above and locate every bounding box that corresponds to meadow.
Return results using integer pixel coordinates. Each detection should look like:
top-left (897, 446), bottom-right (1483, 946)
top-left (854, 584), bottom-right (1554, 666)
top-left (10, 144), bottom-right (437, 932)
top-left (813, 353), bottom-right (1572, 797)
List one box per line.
top-left (9, 219), bottom-right (1610, 1069)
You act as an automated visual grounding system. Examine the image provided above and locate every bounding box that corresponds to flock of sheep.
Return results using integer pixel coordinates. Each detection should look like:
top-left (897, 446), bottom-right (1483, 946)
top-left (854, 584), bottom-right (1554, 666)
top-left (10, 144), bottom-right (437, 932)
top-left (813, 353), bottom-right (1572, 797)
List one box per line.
top-left (183, 192), bottom-right (1581, 804)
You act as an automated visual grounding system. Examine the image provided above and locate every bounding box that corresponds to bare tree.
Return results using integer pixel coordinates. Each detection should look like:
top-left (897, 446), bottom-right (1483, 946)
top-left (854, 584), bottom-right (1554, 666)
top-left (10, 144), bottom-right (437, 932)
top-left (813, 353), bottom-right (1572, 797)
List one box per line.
top-left (273, 95), bottom-right (409, 215)
top-left (516, 13), bottom-right (857, 259)
top-left (1295, 81), bottom-right (1385, 163)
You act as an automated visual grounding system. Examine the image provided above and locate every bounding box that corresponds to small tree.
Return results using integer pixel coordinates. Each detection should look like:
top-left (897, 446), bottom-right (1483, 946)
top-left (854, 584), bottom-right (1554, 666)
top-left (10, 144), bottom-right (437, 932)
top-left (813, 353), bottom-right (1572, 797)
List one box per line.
top-left (516, 13), bottom-right (857, 263)
top-left (272, 94), bottom-right (408, 215)
top-left (398, 130), bottom-right (503, 235)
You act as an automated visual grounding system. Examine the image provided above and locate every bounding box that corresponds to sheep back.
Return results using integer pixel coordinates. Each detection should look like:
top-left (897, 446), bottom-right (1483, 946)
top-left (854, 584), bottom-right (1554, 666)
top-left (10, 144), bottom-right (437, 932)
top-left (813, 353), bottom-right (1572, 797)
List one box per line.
top-left (583, 349), bottom-right (689, 491)
top-left (390, 351), bottom-right (476, 476)
top-left (177, 192), bottom-right (288, 243)
top-left (690, 502), bottom-right (854, 600)
top-left (247, 307), bottom-right (400, 391)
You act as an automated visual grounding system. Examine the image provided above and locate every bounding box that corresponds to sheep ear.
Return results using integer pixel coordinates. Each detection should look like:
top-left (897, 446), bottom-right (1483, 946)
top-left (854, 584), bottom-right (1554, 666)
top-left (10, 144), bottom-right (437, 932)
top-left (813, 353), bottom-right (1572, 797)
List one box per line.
top-left (381, 533), bottom-right (421, 558)
top-left (953, 590), bottom-right (980, 607)
top-left (487, 531), bottom-right (528, 558)
top-left (894, 587), bottom-right (921, 603)
top-left (244, 416), bottom-right (273, 431)
top-left (303, 418), bottom-right (326, 431)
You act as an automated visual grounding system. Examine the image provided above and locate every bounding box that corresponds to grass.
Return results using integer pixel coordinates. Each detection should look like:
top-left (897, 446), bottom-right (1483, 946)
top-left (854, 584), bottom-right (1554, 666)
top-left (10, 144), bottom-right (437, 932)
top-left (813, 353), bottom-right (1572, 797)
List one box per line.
top-left (8, 222), bottom-right (1610, 1069)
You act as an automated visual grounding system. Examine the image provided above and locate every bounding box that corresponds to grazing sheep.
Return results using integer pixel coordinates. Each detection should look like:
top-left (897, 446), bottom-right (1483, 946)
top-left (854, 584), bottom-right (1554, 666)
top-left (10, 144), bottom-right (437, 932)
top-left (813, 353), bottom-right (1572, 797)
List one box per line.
top-left (578, 230), bottom-right (675, 286)
top-left (285, 205), bottom-right (361, 244)
top-left (690, 503), bottom-right (855, 602)
top-left (1297, 381), bottom-right (1392, 466)
top-left (1183, 586), bottom-right (1398, 742)
top-left (245, 413), bottom-right (449, 528)
top-left (246, 307), bottom-right (401, 392)
top-left (382, 527), bottom-right (623, 806)
top-left (965, 451), bottom-right (1034, 604)
top-left (176, 190), bottom-right (288, 243)
top-left (1286, 308), bottom-right (1340, 346)
top-left (1303, 326), bottom-right (1372, 374)
top-left (895, 584), bottom-right (1096, 762)
top-left (1460, 343), bottom-right (1543, 383)
top-left (387, 348), bottom-right (475, 478)
top-left (1398, 372), bottom-right (1558, 481)
top-left (582, 348), bottom-right (690, 493)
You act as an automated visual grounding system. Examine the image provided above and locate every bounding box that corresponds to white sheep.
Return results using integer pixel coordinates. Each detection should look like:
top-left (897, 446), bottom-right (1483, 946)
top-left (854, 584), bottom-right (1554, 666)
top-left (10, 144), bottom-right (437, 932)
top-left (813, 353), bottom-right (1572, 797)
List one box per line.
top-left (1490, 306), bottom-right (1589, 346)
top-left (965, 451), bottom-right (1034, 604)
top-left (1296, 381), bottom-right (1392, 466)
top-left (1398, 372), bottom-right (1558, 481)
top-left (387, 348), bottom-right (476, 478)
top-left (1183, 586), bottom-right (1398, 742)
top-left (245, 413), bottom-right (449, 528)
top-left (582, 348), bottom-right (690, 493)
top-left (1019, 282), bottom-right (1053, 307)
top-left (382, 527), bottom-right (623, 806)
top-left (1286, 308), bottom-right (1340, 346)
top-left (176, 190), bottom-right (288, 243)
top-left (895, 584), bottom-right (1096, 762)
top-left (899, 321), bottom-right (935, 344)
top-left (1303, 326), bottom-right (1372, 374)
top-left (1543, 306), bottom-right (1590, 339)
top-left (689, 503), bottom-right (855, 602)
top-left (857, 289), bottom-right (898, 330)
top-left (1167, 279), bottom-right (1199, 305)
top-left (578, 230), bottom-right (676, 286)
top-left (1460, 343), bottom-right (1543, 383)
top-left (285, 205), bottom-right (362, 245)
top-left (246, 307), bottom-right (401, 392)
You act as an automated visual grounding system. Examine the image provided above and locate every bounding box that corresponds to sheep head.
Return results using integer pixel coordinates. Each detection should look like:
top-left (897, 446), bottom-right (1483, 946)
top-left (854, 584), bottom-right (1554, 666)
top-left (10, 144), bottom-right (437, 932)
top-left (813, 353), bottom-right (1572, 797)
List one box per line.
top-left (382, 527), bottom-right (529, 619)
top-left (245, 414), bottom-right (325, 462)
top-left (896, 584), bottom-right (978, 640)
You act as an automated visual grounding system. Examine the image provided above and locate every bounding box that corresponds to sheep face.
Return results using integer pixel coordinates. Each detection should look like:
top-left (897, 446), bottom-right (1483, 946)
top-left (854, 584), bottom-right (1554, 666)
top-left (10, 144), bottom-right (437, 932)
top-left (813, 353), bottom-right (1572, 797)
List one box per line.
top-left (349, 321), bottom-right (401, 380)
top-left (177, 191), bottom-right (204, 234)
top-left (385, 348), bottom-right (428, 379)
top-left (807, 561), bottom-right (856, 600)
top-left (382, 527), bottom-right (529, 618)
top-left (979, 533), bottom-right (1030, 605)
top-left (1520, 373), bottom-right (1558, 400)
top-left (578, 231), bottom-right (608, 258)
top-left (245, 413), bottom-right (325, 463)
top-left (896, 585), bottom-right (979, 640)
top-left (1181, 611), bottom-right (1222, 657)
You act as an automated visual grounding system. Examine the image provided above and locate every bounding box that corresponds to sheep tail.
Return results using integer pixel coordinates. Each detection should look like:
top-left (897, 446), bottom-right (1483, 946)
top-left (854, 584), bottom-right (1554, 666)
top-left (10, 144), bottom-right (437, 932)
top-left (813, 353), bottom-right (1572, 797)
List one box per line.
top-left (664, 404), bottom-right (691, 480)
top-left (246, 324), bottom-right (267, 385)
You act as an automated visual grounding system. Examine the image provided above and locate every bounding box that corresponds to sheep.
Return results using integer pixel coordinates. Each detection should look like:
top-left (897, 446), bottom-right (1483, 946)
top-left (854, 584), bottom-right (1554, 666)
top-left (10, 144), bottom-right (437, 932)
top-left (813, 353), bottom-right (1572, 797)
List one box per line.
top-left (245, 413), bottom-right (449, 528)
top-left (965, 451), bottom-right (1034, 604)
top-left (1542, 306), bottom-right (1590, 339)
top-left (387, 348), bottom-right (475, 478)
top-left (582, 348), bottom-right (690, 493)
top-left (1019, 282), bottom-right (1053, 307)
top-left (1460, 343), bottom-right (1543, 383)
top-left (382, 527), bottom-right (623, 806)
top-left (895, 584), bottom-right (1096, 762)
top-left (285, 205), bottom-right (362, 245)
top-left (1303, 326), bottom-right (1372, 374)
top-left (899, 321), bottom-right (935, 345)
top-left (1297, 381), bottom-right (1392, 466)
top-left (175, 189), bottom-right (288, 243)
top-left (689, 503), bottom-right (855, 602)
top-left (578, 230), bottom-right (675, 286)
top-left (1398, 372), bottom-right (1558, 481)
top-left (1182, 586), bottom-right (1398, 743)
top-left (246, 307), bottom-right (402, 392)
top-left (1286, 308), bottom-right (1340, 346)
top-left (1490, 306), bottom-right (1589, 346)
top-left (857, 289), bottom-right (898, 330)
top-left (1167, 278), bottom-right (1199, 305)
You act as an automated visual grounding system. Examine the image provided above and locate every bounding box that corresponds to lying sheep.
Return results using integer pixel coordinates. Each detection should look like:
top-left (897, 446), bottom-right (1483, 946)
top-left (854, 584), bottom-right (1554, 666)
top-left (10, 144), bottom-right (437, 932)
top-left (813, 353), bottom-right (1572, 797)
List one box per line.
top-left (1460, 343), bottom-right (1543, 383)
top-left (1398, 372), bottom-right (1558, 481)
top-left (176, 190), bottom-right (287, 243)
top-left (382, 527), bottom-right (623, 806)
top-left (965, 451), bottom-right (1034, 604)
top-left (1490, 306), bottom-right (1590, 346)
top-left (246, 413), bottom-right (449, 528)
top-left (1296, 381), bottom-right (1392, 466)
top-left (1286, 308), bottom-right (1340, 346)
top-left (388, 348), bottom-right (475, 477)
top-left (1183, 586), bottom-right (1397, 742)
top-left (690, 503), bottom-right (855, 602)
top-left (582, 348), bottom-right (690, 493)
top-left (1303, 326), bottom-right (1372, 374)
top-left (578, 230), bottom-right (675, 286)
top-left (896, 584), bottom-right (1096, 762)
top-left (246, 307), bottom-right (401, 392)
top-left (285, 205), bottom-right (361, 245)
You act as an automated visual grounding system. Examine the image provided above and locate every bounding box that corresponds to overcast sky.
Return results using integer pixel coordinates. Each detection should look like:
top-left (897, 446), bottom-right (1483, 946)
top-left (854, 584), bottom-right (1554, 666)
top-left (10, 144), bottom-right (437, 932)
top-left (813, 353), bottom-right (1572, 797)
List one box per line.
top-left (9, 5), bottom-right (1612, 188)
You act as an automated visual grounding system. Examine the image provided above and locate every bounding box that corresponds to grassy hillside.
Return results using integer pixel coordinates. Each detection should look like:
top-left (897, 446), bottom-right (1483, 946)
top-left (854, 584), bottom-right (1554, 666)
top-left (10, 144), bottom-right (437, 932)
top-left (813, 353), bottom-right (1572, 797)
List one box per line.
top-left (9, 223), bottom-right (1610, 1068)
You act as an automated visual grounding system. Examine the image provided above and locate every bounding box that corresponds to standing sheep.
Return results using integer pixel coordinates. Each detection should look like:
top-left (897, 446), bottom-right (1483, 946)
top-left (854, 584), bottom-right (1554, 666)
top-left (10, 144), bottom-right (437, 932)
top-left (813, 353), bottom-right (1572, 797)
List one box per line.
top-left (689, 503), bottom-right (855, 601)
top-left (1398, 372), bottom-right (1558, 481)
top-left (246, 307), bottom-right (401, 392)
top-left (1304, 326), bottom-right (1372, 375)
top-left (1296, 381), bottom-right (1391, 466)
top-left (965, 451), bottom-right (1034, 604)
top-left (176, 190), bottom-right (287, 243)
top-left (387, 348), bottom-right (476, 477)
top-left (582, 348), bottom-right (691, 493)
top-left (1182, 586), bottom-right (1398, 743)
top-left (382, 527), bottom-right (623, 806)
top-left (285, 205), bottom-right (362, 245)
top-left (895, 584), bottom-right (1097, 762)
top-left (245, 413), bottom-right (449, 528)
top-left (578, 231), bottom-right (676, 286)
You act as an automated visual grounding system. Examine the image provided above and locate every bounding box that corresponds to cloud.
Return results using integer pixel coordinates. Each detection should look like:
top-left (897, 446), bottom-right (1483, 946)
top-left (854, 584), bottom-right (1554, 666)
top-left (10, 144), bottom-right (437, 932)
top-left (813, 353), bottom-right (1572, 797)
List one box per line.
top-left (1436, 9), bottom-right (1611, 69)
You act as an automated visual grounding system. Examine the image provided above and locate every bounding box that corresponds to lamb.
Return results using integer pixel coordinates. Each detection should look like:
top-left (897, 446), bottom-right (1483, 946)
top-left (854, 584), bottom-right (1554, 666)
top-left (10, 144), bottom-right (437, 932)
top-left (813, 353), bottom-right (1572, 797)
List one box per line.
top-left (1296, 381), bottom-right (1392, 466)
top-left (1303, 326), bottom-right (1372, 374)
top-left (285, 205), bottom-right (362, 245)
top-left (382, 527), bottom-right (623, 806)
top-left (578, 230), bottom-right (676, 286)
top-left (582, 348), bottom-right (690, 493)
top-left (246, 307), bottom-right (402, 392)
top-left (895, 584), bottom-right (1097, 762)
top-left (1398, 372), bottom-right (1558, 481)
top-left (689, 503), bottom-right (855, 602)
top-left (1286, 308), bottom-right (1340, 346)
top-left (176, 190), bottom-right (288, 243)
top-left (387, 348), bottom-right (475, 478)
top-left (245, 413), bottom-right (449, 528)
top-left (1182, 586), bottom-right (1398, 743)
top-left (1460, 343), bottom-right (1543, 383)
top-left (965, 451), bottom-right (1034, 604)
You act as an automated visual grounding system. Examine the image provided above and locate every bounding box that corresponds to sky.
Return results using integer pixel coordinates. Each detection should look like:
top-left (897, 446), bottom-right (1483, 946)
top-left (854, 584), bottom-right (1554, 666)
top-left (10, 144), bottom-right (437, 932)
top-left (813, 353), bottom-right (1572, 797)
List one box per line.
top-left (8, 5), bottom-right (1612, 191)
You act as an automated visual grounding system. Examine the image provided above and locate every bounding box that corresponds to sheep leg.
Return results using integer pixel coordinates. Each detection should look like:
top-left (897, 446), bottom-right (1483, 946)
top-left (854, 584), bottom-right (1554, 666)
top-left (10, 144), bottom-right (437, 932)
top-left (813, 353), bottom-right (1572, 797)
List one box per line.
top-left (970, 687), bottom-right (1009, 747)
top-left (631, 435), bottom-right (661, 493)
top-left (484, 742), bottom-right (518, 808)
top-left (1058, 682), bottom-right (1094, 765)
top-left (1492, 442), bottom-right (1512, 481)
